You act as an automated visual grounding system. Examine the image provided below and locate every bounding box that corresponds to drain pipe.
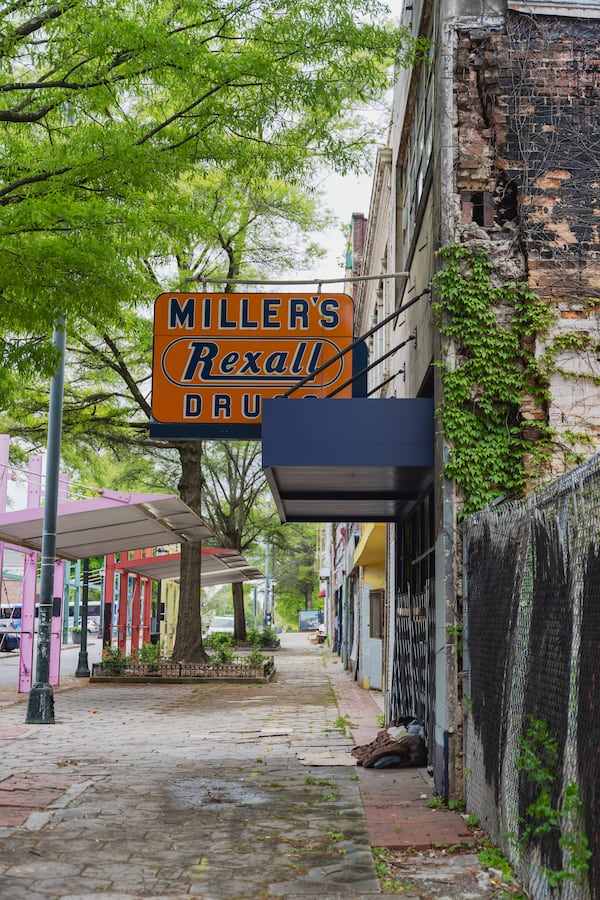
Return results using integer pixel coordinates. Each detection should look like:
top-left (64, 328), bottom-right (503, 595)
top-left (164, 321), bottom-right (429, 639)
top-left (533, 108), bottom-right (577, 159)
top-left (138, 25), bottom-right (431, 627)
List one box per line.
top-left (435, 4), bottom-right (459, 798)
top-left (443, 730), bottom-right (450, 805)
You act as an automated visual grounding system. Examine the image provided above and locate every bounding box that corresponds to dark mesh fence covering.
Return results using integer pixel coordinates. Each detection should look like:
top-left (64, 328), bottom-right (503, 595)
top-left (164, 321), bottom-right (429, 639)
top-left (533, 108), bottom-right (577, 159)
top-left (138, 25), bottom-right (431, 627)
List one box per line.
top-left (579, 544), bottom-right (600, 894)
top-left (464, 452), bottom-right (600, 900)
top-left (467, 517), bottom-right (527, 802)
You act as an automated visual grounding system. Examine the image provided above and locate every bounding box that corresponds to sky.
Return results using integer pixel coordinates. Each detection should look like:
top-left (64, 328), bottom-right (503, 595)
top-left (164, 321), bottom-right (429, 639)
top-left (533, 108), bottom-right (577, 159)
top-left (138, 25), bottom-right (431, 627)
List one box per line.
top-left (295, 102), bottom-right (394, 285)
top-left (298, 2), bottom-right (401, 283)
top-left (308, 169), bottom-right (375, 279)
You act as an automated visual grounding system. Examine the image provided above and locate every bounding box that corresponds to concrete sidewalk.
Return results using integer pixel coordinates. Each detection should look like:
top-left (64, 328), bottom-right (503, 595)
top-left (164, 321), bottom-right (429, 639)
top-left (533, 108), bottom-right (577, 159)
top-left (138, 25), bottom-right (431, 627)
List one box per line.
top-left (0, 634), bottom-right (511, 898)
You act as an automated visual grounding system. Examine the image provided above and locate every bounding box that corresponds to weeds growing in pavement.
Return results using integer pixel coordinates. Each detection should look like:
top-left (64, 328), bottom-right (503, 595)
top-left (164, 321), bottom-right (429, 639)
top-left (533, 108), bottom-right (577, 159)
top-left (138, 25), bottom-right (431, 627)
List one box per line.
top-left (427, 795), bottom-right (466, 812)
top-left (372, 848), bottom-right (416, 894)
top-left (477, 840), bottom-right (516, 884)
top-left (332, 713), bottom-right (354, 738)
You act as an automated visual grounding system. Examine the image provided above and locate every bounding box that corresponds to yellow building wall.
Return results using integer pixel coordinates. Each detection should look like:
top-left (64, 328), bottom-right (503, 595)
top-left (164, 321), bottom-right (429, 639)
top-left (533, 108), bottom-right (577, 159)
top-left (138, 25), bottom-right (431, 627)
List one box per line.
top-left (363, 564), bottom-right (385, 590)
top-left (162, 579), bottom-right (179, 655)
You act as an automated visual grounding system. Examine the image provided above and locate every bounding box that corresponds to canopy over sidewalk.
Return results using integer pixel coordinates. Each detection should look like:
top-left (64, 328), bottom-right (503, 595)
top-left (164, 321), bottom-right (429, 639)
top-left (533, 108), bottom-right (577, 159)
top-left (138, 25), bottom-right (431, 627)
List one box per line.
top-left (115, 547), bottom-right (263, 586)
top-left (0, 489), bottom-right (213, 561)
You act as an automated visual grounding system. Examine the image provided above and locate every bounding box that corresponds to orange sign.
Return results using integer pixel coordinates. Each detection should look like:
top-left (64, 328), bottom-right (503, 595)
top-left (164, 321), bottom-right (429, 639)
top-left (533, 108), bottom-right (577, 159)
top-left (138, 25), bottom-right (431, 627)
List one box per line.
top-left (152, 292), bottom-right (354, 432)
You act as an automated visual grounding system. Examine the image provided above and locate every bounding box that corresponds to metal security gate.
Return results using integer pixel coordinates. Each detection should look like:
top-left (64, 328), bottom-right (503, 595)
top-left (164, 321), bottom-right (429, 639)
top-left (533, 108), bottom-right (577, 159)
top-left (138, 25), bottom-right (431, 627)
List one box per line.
top-left (387, 581), bottom-right (435, 763)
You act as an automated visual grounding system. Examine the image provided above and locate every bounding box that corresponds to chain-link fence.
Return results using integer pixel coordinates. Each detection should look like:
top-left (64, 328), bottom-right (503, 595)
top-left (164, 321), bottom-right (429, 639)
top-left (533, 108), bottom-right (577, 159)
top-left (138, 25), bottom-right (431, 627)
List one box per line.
top-left (463, 451), bottom-right (600, 900)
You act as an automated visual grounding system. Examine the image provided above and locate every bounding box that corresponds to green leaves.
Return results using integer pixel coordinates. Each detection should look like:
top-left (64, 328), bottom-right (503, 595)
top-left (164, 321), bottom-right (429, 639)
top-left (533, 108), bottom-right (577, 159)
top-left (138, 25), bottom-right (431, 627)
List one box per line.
top-left (433, 245), bottom-right (553, 515)
top-left (514, 716), bottom-right (591, 887)
top-left (1, 0), bottom-right (422, 398)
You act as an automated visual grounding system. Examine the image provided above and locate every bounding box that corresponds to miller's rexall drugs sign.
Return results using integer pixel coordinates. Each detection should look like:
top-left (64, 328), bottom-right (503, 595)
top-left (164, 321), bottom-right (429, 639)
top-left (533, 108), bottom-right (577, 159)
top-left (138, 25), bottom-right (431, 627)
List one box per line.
top-left (151, 292), bottom-right (354, 436)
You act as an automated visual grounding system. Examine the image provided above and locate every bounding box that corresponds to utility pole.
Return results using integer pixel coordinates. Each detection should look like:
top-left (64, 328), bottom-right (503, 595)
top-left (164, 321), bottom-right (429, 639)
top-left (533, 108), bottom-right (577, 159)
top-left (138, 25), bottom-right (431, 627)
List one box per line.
top-left (25, 317), bottom-right (66, 724)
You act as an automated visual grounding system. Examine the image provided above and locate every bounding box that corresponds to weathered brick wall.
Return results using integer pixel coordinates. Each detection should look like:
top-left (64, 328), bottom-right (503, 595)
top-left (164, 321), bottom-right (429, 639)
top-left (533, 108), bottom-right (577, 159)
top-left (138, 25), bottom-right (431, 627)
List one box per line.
top-left (455, 13), bottom-right (600, 473)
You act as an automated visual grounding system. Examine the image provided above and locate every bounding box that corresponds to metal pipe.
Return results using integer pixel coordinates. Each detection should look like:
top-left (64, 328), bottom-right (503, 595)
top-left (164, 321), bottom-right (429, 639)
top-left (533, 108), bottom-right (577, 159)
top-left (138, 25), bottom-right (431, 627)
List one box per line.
top-left (326, 333), bottom-right (416, 398)
top-left (186, 271), bottom-right (410, 287)
top-left (284, 287), bottom-right (431, 397)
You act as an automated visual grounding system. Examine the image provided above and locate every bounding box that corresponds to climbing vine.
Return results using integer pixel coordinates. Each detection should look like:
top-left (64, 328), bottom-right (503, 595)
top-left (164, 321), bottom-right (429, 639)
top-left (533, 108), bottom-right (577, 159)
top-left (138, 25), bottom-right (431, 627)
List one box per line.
top-left (510, 716), bottom-right (591, 888)
top-left (432, 244), bottom-right (553, 516)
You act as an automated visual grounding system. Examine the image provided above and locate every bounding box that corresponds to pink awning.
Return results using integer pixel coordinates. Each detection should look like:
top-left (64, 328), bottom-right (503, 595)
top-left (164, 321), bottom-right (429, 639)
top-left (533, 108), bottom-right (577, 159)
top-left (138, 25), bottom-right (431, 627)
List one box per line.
top-left (0, 489), bottom-right (213, 561)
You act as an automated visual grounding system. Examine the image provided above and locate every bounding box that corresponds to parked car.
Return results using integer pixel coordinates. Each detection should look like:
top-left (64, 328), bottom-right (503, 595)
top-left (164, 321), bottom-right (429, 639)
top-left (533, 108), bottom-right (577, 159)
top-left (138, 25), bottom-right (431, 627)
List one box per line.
top-left (84, 618), bottom-right (100, 634)
top-left (205, 615), bottom-right (235, 636)
top-left (0, 622), bottom-right (20, 652)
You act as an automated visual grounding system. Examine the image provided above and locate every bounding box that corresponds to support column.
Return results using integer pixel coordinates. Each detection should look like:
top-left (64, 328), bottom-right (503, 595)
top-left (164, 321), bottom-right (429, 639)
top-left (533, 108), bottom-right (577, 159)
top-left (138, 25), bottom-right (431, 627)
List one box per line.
top-left (49, 560), bottom-right (65, 686)
top-left (117, 565), bottom-right (129, 653)
top-left (0, 434), bottom-right (9, 589)
top-left (18, 551), bottom-right (37, 694)
top-left (19, 455), bottom-right (42, 693)
top-left (141, 578), bottom-right (152, 645)
top-left (130, 573), bottom-right (141, 659)
top-left (75, 558), bottom-right (91, 678)
top-left (102, 554), bottom-right (116, 648)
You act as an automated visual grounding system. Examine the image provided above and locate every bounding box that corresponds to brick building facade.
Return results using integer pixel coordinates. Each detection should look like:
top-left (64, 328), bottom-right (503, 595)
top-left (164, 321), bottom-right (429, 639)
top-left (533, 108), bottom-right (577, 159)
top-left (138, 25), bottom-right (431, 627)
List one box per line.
top-left (456, 12), bottom-right (600, 469)
top-left (343, 0), bottom-right (600, 820)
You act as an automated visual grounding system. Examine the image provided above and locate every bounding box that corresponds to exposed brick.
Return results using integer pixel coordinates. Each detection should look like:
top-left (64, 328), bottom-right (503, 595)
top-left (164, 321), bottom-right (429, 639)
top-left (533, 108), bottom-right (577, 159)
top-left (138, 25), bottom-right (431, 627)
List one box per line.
top-left (454, 16), bottom-right (600, 456)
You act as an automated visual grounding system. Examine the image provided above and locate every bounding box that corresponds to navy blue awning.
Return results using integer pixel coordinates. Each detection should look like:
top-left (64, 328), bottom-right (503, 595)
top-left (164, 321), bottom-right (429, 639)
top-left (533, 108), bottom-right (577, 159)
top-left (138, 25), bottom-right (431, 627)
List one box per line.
top-left (262, 398), bottom-right (434, 523)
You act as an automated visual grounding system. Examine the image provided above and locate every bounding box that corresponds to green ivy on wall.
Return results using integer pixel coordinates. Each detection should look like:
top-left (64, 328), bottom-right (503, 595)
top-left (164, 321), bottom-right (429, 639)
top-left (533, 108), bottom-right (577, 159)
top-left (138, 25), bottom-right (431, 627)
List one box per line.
top-left (432, 244), bottom-right (553, 516)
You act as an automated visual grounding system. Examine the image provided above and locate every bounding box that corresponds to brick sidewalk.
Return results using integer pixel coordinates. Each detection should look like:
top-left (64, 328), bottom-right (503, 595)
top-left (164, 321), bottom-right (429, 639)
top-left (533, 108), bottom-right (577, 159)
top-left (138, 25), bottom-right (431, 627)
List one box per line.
top-left (327, 652), bottom-right (472, 851)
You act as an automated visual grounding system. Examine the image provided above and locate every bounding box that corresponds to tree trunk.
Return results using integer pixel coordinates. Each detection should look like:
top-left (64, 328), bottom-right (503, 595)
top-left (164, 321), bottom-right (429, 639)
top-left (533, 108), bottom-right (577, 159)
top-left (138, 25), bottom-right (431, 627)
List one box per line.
top-left (232, 580), bottom-right (247, 642)
top-left (172, 441), bottom-right (209, 662)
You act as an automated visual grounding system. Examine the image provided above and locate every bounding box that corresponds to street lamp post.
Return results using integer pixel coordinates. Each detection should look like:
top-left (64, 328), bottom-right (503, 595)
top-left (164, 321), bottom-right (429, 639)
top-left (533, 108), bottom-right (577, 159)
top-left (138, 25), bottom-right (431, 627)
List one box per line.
top-left (75, 558), bottom-right (91, 677)
top-left (25, 316), bottom-right (66, 724)
top-left (263, 544), bottom-right (271, 627)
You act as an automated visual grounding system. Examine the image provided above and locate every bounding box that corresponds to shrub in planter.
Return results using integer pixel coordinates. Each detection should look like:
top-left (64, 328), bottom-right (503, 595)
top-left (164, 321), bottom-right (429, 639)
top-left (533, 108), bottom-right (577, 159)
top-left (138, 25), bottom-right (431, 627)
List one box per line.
top-left (102, 645), bottom-right (130, 675)
top-left (205, 632), bottom-right (233, 650)
top-left (259, 626), bottom-right (278, 647)
top-left (210, 643), bottom-right (235, 664)
top-left (136, 641), bottom-right (163, 670)
top-left (246, 626), bottom-right (279, 648)
top-left (246, 648), bottom-right (268, 668)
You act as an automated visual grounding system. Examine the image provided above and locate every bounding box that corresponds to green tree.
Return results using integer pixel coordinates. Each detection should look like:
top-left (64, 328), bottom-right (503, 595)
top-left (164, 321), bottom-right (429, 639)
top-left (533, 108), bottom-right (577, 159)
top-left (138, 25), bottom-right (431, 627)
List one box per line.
top-left (2, 0), bottom-right (425, 660)
top-left (271, 523), bottom-right (318, 627)
top-left (201, 441), bottom-right (277, 642)
top-left (2, 167), bottom-right (331, 660)
top-left (160, 168), bottom-right (332, 290)
top-left (0, 0), bottom-right (422, 399)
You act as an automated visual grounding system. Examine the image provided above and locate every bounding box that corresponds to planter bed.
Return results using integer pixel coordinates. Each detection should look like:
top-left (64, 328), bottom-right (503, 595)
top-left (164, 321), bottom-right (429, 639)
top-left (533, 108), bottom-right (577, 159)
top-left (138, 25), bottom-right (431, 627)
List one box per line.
top-left (91, 658), bottom-right (275, 684)
top-left (233, 640), bottom-right (281, 651)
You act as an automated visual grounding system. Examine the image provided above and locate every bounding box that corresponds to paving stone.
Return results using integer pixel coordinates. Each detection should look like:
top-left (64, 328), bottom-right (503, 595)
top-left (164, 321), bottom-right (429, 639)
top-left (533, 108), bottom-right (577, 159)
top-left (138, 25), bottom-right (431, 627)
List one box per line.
top-left (0, 634), bottom-right (518, 898)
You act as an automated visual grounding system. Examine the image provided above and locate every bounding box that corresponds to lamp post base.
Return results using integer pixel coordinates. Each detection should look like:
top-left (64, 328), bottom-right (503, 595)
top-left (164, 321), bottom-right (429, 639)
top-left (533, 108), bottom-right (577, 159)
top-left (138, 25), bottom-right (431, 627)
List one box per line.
top-left (25, 683), bottom-right (55, 724)
top-left (75, 651), bottom-right (90, 678)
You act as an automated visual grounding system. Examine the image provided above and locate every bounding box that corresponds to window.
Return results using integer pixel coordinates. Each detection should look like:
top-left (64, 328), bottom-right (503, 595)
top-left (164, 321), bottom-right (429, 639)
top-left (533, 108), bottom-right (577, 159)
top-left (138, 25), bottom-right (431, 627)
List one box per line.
top-left (369, 590), bottom-right (384, 639)
top-left (400, 490), bottom-right (435, 595)
top-left (399, 65), bottom-right (434, 268)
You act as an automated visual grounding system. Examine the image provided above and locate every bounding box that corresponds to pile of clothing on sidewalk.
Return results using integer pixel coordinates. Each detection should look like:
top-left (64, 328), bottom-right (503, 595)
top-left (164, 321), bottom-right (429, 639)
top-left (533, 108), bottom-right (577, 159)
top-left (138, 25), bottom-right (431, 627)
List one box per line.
top-left (308, 624), bottom-right (327, 644)
top-left (351, 717), bottom-right (427, 769)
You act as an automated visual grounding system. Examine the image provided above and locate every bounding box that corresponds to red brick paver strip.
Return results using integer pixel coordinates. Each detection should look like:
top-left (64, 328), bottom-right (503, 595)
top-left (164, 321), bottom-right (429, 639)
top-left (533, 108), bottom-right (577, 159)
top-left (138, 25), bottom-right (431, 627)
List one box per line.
top-left (327, 652), bottom-right (473, 851)
top-left (8, 774), bottom-right (81, 790)
top-left (0, 773), bottom-right (84, 827)
top-left (0, 725), bottom-right (30, 742)
top-left (0, 807), bottom-right (32, 826)
top-left (363, 800), bottom-right (473, 849)
top-left (0, 788), bottom-right (62, 808)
